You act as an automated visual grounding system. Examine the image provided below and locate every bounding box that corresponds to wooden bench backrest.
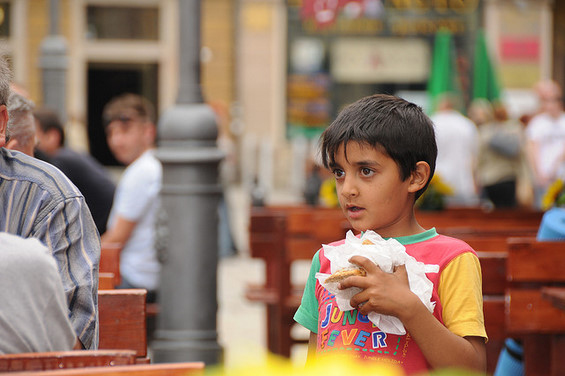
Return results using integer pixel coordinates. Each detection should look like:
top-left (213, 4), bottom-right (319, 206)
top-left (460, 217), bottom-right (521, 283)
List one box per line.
top-left (0, 350), bottom-right (136, 372)
top-left (250, 206), bottom-right (542, 261)
top-left (99, 273), bottom-right (116, 290)
top-left (416, 207), bottom-right (543, 231)
top-left (98, 289), bottom-right (147, 358)
top-left (4, 362), bottom-right (205, 376)
top-left (506, 238), bottom-right (565, 335)
top-left (100, 244), bottom-right (121, 287)
top-left (250, 206), bottom-right (350, 262)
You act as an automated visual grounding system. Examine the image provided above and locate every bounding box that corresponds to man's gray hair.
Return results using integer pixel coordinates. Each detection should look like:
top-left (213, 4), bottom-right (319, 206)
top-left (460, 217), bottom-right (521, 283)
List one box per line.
top-left (0, 52), bottom-right (13, 106)
top-left (7, 91), bottom-right (35, 147)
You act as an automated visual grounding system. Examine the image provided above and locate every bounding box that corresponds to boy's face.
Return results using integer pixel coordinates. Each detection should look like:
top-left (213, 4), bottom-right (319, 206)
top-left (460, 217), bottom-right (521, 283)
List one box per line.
top-left (331, 141), bottom-right (417, 237)
top-left (105, 111), bottom-right (154, 166)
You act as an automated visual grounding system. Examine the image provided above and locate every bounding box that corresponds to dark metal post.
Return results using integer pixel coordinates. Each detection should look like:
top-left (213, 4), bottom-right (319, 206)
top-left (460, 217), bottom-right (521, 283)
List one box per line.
top-left (39, 0), bottom-right (67, 123)
top-left (151, 0), bottom-right (223, 365)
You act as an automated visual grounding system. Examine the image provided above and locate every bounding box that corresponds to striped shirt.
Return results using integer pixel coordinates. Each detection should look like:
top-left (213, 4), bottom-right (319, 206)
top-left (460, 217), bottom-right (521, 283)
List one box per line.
top-left (0, 148), bottom-right (100, 349)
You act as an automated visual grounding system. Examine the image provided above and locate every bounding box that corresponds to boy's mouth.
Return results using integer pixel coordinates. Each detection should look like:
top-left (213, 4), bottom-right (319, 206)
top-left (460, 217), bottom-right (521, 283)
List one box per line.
top-left (346, 205), bottom-right (364, 214)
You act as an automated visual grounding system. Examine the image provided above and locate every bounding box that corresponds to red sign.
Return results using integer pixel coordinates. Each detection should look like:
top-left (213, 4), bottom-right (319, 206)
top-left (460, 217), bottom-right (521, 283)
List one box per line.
top-left (500, 37), bottom-right (540, 62)
top-left (301, 0), bottom-right (367, 28)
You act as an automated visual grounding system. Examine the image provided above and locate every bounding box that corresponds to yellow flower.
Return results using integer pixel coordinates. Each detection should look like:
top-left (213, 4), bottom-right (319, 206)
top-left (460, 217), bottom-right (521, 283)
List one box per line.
top-left (542, 179), bottom-right (564, 210)
top-left (319, 178), bottom-right (339, 208)
top-left (416, 174), bottom-right (453, 211)
top-left (206, 353), bottom-right (405, 376)
top-left (429, 174), bottom-right (454, 196)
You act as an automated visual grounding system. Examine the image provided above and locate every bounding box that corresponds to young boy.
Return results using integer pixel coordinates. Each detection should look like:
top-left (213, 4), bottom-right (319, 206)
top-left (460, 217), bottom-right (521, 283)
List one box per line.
top-left (294, 94), bottom-right (487, 374)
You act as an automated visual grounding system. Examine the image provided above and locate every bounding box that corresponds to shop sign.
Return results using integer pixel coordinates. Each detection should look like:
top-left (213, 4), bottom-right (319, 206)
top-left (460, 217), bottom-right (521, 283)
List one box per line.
top-left (299, 0), bottom-right (479, 35)
top-left (330, 37), bottom-right (429, 83)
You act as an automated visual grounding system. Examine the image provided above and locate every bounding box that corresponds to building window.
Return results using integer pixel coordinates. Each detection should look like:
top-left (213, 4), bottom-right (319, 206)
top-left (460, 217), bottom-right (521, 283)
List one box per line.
top-left (0, 1), bottom-right (11, 38)
top-left (86, 6), bottom-right (159, 40)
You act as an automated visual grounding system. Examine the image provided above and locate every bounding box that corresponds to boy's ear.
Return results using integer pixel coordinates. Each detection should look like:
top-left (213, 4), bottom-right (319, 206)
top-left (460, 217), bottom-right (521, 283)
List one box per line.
top-left (408, 161), bottom-right (431, 193)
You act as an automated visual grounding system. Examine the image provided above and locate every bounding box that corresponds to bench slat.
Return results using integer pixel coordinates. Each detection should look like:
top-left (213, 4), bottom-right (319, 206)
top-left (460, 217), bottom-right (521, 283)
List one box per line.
top-left (98, 289), bottom-right (147, 358)
top-left (4, 362), bottom-right (205, 376)
top-left (0, 350), bottom-right (136, 372)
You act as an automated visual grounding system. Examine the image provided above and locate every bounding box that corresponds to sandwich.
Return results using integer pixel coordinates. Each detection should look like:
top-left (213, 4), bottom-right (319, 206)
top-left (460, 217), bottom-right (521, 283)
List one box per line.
top-left (324, 267), bottom-right (366, 283)
top-left (323, 238), bottom-right (373, 283)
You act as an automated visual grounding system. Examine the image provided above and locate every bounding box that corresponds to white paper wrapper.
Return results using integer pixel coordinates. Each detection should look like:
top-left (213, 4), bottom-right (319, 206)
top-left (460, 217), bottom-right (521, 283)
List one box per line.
top-left (315, 230), bottom-right (439, 335)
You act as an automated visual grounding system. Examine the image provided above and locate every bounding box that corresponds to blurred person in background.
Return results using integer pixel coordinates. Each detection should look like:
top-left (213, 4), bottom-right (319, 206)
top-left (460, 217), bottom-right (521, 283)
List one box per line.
top-left (525, 80), bottom-right (565, 209)
top-left (431, 93), bottom-right (480, 206)
top-left (5, 91), bottom-right (36, 156)
top-left (100, 93), bottom-right (161, 305)
top-left (471, 99), bottom-right (524, 208)
top-left (34, 108), bottom-right (116, 234)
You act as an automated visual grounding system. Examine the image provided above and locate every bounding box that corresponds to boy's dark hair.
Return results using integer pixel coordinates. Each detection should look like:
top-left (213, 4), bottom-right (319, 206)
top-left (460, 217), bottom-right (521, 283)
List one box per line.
top-left (33, 107), bottom-right (65, 146)
top-left (102, 93), bottom-right (155, 127)
top-left (320, 94), bottom-right (437, 200)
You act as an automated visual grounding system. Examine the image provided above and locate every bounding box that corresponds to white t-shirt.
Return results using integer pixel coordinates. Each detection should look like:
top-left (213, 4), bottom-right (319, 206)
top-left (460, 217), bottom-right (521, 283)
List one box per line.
top-left (525, 112), bottom-right (565, 183)
top-left (107, 149), bottom-right (162, 290)
top-left (432, 110), bottom-right (479, 205)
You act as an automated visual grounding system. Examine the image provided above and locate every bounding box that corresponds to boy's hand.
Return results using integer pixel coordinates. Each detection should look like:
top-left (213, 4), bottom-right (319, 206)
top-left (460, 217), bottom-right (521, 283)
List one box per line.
top-left (339, 255), bottom-right (418, 318)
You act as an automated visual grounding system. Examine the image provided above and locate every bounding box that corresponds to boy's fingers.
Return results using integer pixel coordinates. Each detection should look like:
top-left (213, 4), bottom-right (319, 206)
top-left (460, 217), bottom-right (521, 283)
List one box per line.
top-left (348, 255), bottom-right (379, 273)
top-left (393, 264), bottom-right (407, 274)
top-left (393, 264), bottom-right (409, 284)
top-left (338, 275), bottom-right (365, 290)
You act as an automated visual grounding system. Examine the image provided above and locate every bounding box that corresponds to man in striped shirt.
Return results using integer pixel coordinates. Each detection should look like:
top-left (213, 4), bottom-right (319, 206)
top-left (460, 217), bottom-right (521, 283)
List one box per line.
top-left (0, 55), bottom-right (100, 349)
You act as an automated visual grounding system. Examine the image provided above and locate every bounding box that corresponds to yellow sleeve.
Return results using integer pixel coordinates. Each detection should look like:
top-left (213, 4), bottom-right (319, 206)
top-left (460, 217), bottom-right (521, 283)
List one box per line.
top-left (438, 252), bottom-right (488, 340)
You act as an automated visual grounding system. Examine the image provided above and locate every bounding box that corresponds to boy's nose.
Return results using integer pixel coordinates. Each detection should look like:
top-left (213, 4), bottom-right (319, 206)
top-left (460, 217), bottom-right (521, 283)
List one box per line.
top-left (341, 177), bottom-right (358, 198)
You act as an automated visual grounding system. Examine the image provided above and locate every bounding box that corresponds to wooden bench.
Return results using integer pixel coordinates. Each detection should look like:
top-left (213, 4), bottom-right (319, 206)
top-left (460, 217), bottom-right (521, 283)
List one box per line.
top-left (99, 244), bottom-right (159, 318)
top-left (247, 206), bottom-right (350, 356)
top-left (100, 244), bottom-right (121, 288)
top-left (247, 205), bottom-right (541, 373)
top-left (99, 273), bottom-right (116, 290)
top-left (477, 251), bottom-right (508, 373)
top-left (3, 362), bottom-right (205, 376)
top-left (98, 289), bottom-right (147, 362)
top-left (505, 237), bottom-right (565, 376)
top-left (0, 350), bottom-right (137, 372)
top-left (416, 207), bottom-right (543, 232)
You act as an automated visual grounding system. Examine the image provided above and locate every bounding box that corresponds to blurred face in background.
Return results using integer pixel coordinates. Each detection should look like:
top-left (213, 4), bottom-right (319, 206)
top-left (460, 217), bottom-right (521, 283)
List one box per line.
top-left (541, 96), bottom-right (563, 119)
top-left (105, 110), bottom-right (155, 166)
top-left (34, 120), bottom-right (60, 156)
top-left (536, 80), bottom-right (563, 119)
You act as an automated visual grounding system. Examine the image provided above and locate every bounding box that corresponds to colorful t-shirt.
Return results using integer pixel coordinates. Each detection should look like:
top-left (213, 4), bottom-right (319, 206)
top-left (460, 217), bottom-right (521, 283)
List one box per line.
top-left (294, 228), bottom-right (486, 374)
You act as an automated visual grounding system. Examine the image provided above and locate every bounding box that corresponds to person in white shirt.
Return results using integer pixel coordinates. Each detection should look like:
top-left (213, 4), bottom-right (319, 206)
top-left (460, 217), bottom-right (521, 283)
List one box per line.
top-left (431, 94), bottom-right (480, 206)
top-left (525, 80), bottom-right (565, 209)
top-left (100, 94), bottom-right (162, 303)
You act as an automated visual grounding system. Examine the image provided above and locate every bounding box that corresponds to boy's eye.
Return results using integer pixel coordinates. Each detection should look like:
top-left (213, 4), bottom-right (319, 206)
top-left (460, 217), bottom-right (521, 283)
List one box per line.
top-left (361, 167), bottom-right (374, 177)
top-left (332, 169), bottom-right (344, 179)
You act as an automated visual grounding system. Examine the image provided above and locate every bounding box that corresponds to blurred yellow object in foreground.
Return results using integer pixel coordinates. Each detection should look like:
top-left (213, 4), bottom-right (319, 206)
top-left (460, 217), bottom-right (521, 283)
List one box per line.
top-left (207, 353), bottom-right (405, 376)
top-left (206, 352), bottom-right (486, 376)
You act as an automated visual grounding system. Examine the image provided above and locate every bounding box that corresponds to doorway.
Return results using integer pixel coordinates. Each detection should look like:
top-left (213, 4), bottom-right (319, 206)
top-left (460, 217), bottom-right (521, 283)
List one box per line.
top-left (87, 63), bottom-right (158, 166)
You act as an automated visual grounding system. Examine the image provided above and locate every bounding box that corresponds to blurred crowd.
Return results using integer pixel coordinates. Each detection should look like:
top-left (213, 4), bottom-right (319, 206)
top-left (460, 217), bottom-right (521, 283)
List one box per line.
top-left (304, 79), bottom-right (565, 212)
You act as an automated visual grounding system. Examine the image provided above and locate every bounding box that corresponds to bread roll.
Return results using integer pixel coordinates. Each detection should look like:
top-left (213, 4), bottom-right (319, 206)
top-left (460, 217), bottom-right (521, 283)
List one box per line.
top-left (324, 237), bottom-right (372, 283)
top-left (324, 267), bottom-right (366, 283)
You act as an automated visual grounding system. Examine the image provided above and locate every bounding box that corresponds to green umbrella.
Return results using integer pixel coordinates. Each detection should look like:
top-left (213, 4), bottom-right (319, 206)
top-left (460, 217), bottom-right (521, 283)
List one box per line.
top-left (472, 29), bottom-right (501, 102)
top-left (427, 29), bottom-right (462, 114)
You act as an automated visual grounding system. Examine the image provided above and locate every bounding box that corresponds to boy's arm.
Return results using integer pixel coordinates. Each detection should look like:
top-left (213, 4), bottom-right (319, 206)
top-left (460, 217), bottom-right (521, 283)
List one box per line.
top-left (101, 216), bottom-right (137, 247)
top-left (340, 256), bottom-right (486, 372)
top-left (399, 298), bottom-right (486, 371)
top-left (306, 332), bottom-right (317, 363)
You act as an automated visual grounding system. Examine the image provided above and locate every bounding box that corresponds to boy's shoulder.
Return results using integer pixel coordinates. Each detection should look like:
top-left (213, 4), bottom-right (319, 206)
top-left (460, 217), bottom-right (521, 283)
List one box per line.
top-left (409, 233), bottom-right (477, 263)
